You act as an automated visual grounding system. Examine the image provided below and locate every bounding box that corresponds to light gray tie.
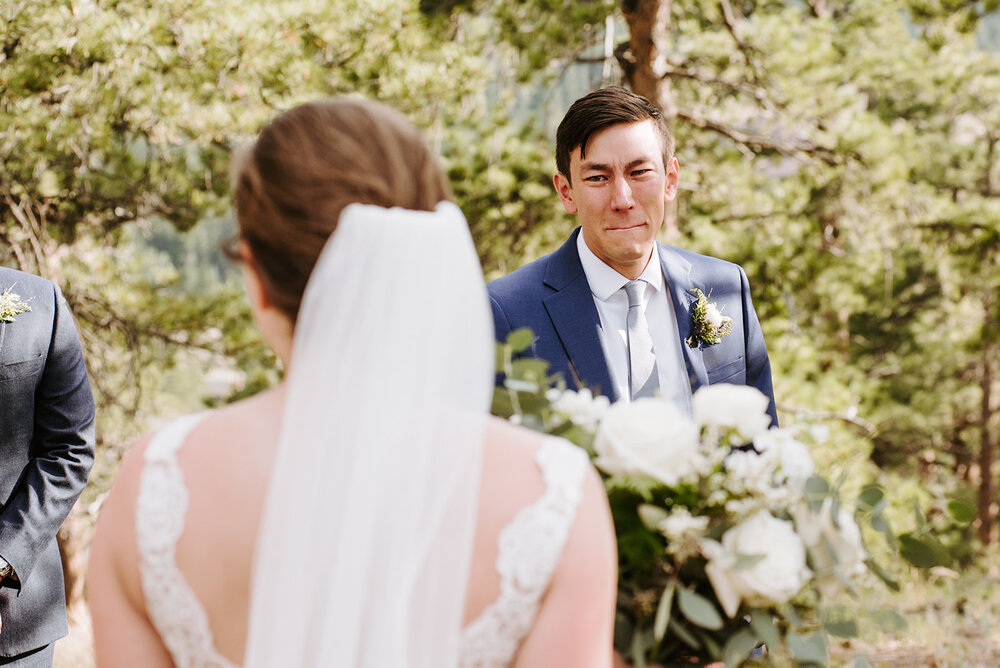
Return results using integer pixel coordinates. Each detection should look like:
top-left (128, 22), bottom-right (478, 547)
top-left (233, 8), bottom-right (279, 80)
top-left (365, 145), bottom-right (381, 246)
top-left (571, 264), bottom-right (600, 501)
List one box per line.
top-left (625, 280), bottom-right (659, 400)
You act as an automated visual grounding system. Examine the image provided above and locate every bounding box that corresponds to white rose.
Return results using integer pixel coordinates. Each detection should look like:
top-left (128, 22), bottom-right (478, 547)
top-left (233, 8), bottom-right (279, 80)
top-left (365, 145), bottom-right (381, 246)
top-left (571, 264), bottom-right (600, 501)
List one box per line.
top-left (753, 428), bottom-right (815, 488)
top-left (703, 510), bottom-right (811, 617)
top-left (593, 397), bottom-right (702, 486)
top-left (549, 387), bottom-right (611, 432)
top-left (792, 499), bottom-right (867, 598)
top-left (724, 449), bottom-right (775, 495)
top-left (692, 384), bottom-right (772, 441)
top-left (704, 302), bottom-right (725, 329)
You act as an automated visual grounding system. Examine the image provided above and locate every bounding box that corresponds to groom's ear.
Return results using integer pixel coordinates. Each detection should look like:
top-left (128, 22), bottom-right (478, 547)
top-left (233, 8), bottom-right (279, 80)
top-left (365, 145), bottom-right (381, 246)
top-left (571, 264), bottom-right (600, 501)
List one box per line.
top-left (664, 156), bottom-right (679, 202)
top-left (553, 173), bottom-right (578, 214)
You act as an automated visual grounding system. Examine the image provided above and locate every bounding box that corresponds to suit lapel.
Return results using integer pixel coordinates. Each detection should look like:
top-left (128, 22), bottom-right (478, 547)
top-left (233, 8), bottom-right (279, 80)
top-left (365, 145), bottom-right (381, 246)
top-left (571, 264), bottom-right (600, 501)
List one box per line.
top-left (659, 244), bottom-right (709, 393)
top-left (542, 229), bottom-right (617, 401)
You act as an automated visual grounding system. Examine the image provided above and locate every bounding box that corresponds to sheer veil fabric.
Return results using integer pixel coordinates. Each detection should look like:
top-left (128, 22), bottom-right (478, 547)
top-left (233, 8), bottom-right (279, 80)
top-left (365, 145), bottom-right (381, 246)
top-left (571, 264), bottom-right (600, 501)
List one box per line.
top-left (245, 202), bottom-right (493, 667)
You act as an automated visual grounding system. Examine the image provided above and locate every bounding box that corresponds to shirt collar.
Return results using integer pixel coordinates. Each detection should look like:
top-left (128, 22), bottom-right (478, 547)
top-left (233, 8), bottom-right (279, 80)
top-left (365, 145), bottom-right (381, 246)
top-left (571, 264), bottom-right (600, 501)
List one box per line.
top-left (577, 231), bottom-right (663, 302)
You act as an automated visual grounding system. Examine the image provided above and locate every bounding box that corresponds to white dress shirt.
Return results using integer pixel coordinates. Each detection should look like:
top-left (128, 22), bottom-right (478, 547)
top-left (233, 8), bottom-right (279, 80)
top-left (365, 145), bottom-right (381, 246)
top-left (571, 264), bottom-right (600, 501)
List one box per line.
top-left (577, 232), bottom-right (693, 413)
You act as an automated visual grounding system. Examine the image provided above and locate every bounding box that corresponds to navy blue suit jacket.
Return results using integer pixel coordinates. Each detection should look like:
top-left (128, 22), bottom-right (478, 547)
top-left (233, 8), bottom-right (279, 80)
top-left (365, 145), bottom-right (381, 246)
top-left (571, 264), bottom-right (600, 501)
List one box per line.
top-left (0, 268), bottom-right (94, 656)
top-left (487, 228), bottom-right (777, 425)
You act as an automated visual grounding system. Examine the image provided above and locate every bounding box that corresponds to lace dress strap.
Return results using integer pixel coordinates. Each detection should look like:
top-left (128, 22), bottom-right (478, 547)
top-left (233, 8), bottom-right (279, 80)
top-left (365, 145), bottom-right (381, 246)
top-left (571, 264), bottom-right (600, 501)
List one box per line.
top-left (459, 437), bottom-right (589, 667)
top-left (136, 412), bottom-right (238, 668)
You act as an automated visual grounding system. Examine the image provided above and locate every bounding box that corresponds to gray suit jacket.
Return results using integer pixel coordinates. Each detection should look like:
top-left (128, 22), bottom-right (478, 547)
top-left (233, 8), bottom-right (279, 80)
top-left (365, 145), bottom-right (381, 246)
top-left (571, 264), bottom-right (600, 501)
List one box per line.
top-left (487, 227), bottom-right (777, 425)
top-left (0, 268), bottom-right (94, 655)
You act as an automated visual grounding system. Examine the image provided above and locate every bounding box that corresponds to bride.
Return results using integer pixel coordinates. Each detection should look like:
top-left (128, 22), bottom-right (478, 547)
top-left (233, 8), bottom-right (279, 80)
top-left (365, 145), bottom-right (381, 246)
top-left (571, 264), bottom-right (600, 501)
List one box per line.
top-left (87, 97), bottom-right (617, 667)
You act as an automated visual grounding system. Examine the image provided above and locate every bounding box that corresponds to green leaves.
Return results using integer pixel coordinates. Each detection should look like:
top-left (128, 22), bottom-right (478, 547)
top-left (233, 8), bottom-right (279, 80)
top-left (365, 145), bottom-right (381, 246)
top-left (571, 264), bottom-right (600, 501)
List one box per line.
top-left (677, 587), bottom-right (724, 631)
top-left (946, 498), bottom-right (977, 524)
top-left (899, 533), bottom-right (951, 568)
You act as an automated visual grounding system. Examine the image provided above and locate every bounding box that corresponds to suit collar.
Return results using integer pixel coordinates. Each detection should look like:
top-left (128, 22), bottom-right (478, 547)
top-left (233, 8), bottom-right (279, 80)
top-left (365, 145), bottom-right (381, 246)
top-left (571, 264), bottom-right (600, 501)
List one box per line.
top-left (542, 227), bottom-right (617, 400)
top-left (658, 243), bottom-right (710, 392)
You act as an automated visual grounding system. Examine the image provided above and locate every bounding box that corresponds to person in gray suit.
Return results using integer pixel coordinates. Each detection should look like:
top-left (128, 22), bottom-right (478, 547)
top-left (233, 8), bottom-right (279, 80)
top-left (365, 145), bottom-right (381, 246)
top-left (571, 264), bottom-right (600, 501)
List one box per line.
top-left (488, 87), bottom-right (777, 424)
top-left (0, 267), bottom-right (95, 667)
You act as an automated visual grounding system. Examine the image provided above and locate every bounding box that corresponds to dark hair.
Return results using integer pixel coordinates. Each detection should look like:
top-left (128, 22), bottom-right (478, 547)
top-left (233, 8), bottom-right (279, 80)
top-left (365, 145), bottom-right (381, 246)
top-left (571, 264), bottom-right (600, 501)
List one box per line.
top-left (229, 98), bottom-right (452, 322)
top-left (555, 86), bottom-right (674, 183)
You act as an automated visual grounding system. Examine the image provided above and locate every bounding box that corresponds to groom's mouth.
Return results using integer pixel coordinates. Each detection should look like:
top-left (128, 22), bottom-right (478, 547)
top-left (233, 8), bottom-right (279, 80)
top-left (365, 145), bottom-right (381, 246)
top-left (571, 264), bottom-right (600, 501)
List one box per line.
top-left (607, 223), bottom-right (646, 232)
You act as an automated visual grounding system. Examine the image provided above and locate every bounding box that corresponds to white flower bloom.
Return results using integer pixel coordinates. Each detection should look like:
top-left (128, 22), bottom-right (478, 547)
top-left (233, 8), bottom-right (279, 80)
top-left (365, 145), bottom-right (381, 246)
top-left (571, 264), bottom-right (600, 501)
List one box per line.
top-left (792, 499), bottom-right (867, 598)
top-left (548, 387), bottom-right (611, 432)
top-left (704, 302), bottom-right (725, 329)
top-left (659, 509), bottom-right (710, 559)
top-left (659, 508), bottom-right (709, 541)
top-left (724, 450), bottom-right (775, 495)
top-left (692, 385), bottom-right (772, 442)
top-left (593, 397), bottom-right (702, 486)
top-left (753, 428), bottom-right (815, 490)
top-left (704, 511), bottom-right (811, 617)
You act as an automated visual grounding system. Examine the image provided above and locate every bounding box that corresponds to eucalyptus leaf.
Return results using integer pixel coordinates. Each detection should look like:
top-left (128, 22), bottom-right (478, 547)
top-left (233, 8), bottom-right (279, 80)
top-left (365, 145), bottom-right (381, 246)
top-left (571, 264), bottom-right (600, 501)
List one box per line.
top-left (865, 558), bottom-right (901, 591)
top-left (786, 631), bottom-right (827, 665)
top-left (854, 655), bottom-right (873, 668)
top-left (667, 617), bottom-right (702, 650)
top-left (823, 618), bottom-right (858, 638)
top-left (653, 580), bottom-right (676, 642)
top-left (749, 609), bottom-right (780, 649)
top-left (899, 533), bottom-right (949, 568)
top-left (510, 357), bottom-right (550, 382)
top-left (677, 587), bottom-right (724, 630)
top-left (856, 485), bottom-right (885, 510)
top-left (899, 534), bottom-right (938, 568)
top-left (722, 628), bottom-right (757, 667)
top-left (946, 498), bottom-right (977, 524)
top-left (871, 607), bottom-right (908, 632)
top-left (505, 327), bottom-right (534, 353)
top-left (870, 513), bottom-right (897, 548)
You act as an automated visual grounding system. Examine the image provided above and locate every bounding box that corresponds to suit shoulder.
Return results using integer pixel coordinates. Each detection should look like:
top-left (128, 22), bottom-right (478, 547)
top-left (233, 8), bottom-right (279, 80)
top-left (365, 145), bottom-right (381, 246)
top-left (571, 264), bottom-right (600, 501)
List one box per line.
top-left (487, 253), bottom-right (552, 300)
top-left (0, 267), bottom-right (55, 295)
top-left (661, 244), bottom-right (743, 271)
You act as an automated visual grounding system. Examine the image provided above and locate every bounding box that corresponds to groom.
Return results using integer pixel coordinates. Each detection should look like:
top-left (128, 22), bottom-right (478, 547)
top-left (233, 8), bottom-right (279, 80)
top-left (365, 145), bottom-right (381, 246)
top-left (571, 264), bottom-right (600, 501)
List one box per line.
top-left (0, 267), bottom-right (94, 666)
top-left (488, 87), bottom-right (777, 424)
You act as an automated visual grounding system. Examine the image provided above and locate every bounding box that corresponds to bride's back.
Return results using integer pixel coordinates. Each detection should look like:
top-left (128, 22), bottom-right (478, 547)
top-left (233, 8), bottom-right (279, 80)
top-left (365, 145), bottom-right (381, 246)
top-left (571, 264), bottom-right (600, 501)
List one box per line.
top-left (88, 97), bottom-right (616, 667)
top-left (92, 391), bottom-right (615, 667)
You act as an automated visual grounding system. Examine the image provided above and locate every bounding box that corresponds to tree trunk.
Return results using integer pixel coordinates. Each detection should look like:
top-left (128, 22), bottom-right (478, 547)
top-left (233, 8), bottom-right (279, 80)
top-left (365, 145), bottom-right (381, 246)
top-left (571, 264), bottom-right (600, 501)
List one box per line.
top-left (978, 296), bottom-right (997, 545)
top-left (619, 0), bottom-right (679, 237)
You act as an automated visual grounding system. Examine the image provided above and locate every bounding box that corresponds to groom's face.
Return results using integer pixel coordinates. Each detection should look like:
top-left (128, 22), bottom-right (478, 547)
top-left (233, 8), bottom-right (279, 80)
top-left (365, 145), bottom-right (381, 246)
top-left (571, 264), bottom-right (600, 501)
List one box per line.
top-left (553, 120), bottom-right (679, 280)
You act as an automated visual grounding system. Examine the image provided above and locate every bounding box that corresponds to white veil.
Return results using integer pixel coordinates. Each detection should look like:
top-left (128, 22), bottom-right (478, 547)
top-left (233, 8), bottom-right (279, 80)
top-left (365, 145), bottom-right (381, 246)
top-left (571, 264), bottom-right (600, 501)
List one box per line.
top-left (244, 201), bottom-right (493, 667)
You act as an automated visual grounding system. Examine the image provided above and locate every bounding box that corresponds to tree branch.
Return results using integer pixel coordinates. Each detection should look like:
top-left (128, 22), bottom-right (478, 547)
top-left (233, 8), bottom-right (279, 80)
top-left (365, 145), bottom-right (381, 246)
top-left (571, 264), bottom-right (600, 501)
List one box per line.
top-left (661, 60), bottom-right (775, 110)
top-left (718, 0), bottom-right (764, 81)
top-left (776, 401), bottom-right (877, 438)
top-left (675, 109), bottom-right (838, 164)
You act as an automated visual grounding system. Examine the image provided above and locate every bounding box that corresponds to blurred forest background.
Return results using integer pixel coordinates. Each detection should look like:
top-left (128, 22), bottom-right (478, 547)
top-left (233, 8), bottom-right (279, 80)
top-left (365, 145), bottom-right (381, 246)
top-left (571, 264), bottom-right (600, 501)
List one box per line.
top-left (4, 0), bottom-right (1000, 663)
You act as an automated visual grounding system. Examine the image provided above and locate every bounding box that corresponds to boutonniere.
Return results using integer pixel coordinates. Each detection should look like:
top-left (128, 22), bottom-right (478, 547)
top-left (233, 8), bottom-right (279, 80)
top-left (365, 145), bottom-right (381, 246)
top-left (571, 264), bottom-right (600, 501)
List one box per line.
top-left (0, 285), bottom-right (32, 323)
top-left (686, 288), bottom-right (732, 348)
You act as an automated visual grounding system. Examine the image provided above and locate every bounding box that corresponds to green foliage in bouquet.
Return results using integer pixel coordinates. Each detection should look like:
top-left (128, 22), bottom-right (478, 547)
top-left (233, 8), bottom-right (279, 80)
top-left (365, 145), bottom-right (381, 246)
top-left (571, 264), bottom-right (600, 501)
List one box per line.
top-left (492, 329), bottom-right (973, 667)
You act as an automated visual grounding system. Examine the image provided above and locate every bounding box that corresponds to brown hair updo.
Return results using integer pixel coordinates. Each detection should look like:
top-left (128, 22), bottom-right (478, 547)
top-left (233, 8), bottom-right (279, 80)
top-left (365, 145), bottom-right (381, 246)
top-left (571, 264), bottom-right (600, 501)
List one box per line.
top-left (232, 98), bottom-right (453, 322)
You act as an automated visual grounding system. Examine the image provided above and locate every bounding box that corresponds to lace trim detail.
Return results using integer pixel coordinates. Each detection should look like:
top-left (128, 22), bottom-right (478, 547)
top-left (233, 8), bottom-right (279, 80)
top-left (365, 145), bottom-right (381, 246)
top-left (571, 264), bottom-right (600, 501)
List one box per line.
top-left (136, 413), bottom-right (238, 668)
top-left (459, 437), bottom-right (588, 667)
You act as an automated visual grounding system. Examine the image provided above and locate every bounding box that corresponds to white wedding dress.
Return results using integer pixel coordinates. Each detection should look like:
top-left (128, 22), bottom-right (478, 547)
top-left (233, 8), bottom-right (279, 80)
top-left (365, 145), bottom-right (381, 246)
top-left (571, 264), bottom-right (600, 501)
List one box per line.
top-left (136, 413), bottom-right (589, 668)
top-left (137, 201), bottom-right (591, 667)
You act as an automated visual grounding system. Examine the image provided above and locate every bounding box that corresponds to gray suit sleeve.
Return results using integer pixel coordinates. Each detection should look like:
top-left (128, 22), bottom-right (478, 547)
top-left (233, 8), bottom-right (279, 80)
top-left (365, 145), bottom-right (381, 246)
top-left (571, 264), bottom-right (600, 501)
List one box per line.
top-left (0, 283), bottom-right (95, 589)
top-left (738, 266), bottom-right (778, 427)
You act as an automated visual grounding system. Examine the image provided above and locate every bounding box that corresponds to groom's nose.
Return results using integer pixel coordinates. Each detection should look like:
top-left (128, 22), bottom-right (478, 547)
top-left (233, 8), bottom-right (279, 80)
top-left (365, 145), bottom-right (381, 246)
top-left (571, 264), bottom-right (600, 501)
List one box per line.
top-left (610, 176), bottom-right (635, 211)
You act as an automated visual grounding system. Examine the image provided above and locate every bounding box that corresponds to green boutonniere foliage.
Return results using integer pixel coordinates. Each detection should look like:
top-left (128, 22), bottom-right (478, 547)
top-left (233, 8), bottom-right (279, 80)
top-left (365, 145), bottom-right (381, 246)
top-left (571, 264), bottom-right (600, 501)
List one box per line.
top-left (686, 288), bottom-right (732, 348)
top-left (0, 285), bottom-right (32, 323)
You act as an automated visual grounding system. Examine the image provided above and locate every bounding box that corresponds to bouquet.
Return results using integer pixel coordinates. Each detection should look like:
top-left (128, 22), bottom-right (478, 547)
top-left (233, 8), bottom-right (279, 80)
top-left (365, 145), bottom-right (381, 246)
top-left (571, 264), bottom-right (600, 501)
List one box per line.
top-left (492, 329), bottom-right (964, 666)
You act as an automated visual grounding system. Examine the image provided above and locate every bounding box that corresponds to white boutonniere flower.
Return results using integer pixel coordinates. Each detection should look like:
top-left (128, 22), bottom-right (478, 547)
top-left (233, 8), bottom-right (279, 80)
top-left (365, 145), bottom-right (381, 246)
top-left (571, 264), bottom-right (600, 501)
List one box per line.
top-left (0, 285), bottom-right (32, 323)
top-left (686, 288), bottom-right (732, 348)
